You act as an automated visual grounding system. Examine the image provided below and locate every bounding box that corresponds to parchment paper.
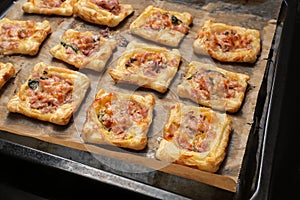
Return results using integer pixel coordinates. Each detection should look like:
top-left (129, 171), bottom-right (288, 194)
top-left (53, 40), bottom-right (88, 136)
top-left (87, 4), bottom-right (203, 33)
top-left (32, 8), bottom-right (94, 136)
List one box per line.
top-left (0, 0), bottom-right (282, 192)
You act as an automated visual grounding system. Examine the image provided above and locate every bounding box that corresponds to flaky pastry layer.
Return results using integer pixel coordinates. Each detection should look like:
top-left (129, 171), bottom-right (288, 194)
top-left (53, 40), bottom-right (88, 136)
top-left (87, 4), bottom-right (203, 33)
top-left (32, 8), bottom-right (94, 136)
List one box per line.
top-left (130, 5), bottom-right (193, 47)
top-left (82, 89), bottom-right (155, 150)
top-left (109, 41), bottom-right (181, 93)
top-left (0, 18), bottom-right (51, 56)
top-left (74, 0), bottom-right (134, 27)
top-left (0, 62), bottom-right (15, 90)
top-left (177, 61), bottom-right (250, 113)
top-left (7, 62), bottom-right (90, 125)
top-left (22, 0), bottom-right (77, 16)
top-left (155, 103), bottom-right (232, 173)
top-left (50, 29), bottom-right (117, 72)
top-left (193, 20), bottom-right (261, 63)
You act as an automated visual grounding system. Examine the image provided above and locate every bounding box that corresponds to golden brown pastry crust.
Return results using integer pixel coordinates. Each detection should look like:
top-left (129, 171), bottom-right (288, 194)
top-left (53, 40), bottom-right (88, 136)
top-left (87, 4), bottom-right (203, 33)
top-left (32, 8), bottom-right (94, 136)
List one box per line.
top-left (130, 5), bottom-right (193, 47)
top-left (0, 62), bottom-right (15, 90)
top-left (193, 20), bottom-right (261, 63)
top-left (155, 103), bottom-right (232, 173)
top-left (22, 0), bottom-right (77, 16)
top-left (82, 89), bottom-right (155, 150)
top-left (0, 18), bottom-right (51, 56)
top-left (7, 62), bottom-right (90, 125)
top-left (73, 0), bottom-right (134, 27)
top-left (50, 29), bottom-right (117, 72)
top-left (177, 61), bottom-right (250, 113)
top-left (108, 41), bottom-right (181, 93)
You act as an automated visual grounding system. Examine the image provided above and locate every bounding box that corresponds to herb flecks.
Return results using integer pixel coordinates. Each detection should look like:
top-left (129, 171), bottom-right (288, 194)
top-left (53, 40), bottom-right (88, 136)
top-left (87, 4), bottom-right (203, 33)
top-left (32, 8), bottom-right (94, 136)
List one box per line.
top-left (28, 79), bottom-right (39, 90)
top-left (125, 58), bottom-right (138, 68)
top-left (61, 41), bottom-right (79, 53)
top-left (171, 15), bottom-right (182, 25)
top-left (186, 75), bottom-right (194, 80)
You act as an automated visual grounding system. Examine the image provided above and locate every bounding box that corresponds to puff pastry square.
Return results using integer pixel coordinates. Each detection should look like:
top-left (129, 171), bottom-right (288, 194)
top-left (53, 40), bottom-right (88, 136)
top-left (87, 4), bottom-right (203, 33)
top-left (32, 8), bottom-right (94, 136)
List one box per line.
top-left (74, 0), bottom-right (134, 27)
top-left (0, 18), bottom-right (51, 56)
top-left (7, 62), bottom-right (90, 125)
top-left (129, 5), bottom-right (193, 47)
top-left (155, 103), bottom-right (232, 173)
top-left (108, 41), bottom-right (181, 93)
top-left (82, 89), bottom-right (155, 150)
top-left (0, 62), bottom-right (15, 90)
top-left (50, 29), bottom-right (117, 72)
top-left (22, 0), bottom-right (77, 16)
top-left (193, 20), bottom-right (261, 63)
top-left (177, 61), bottom-right (250, 113)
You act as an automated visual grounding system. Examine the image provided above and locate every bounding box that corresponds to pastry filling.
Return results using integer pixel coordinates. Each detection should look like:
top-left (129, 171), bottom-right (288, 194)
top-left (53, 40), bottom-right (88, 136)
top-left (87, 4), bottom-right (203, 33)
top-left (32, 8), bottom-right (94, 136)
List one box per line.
top-left (144, 11), bottom-right (190, 33)
top-left (201, 29), bottom-right (254, 52)
top-left (89, 0), bottom-right (121, 15)
top-left (26, 69), bottom-right (74, 113)
top-left (61, 32), bottom-right (102, 57)
top-left (97, 93), bottom-right (149, 139)
top-left (165, 109), bottom-right (214, 153)
top-left (186, 69), bottom-right (243, 100)
top-left (0, 21), bottom-right (36, 50)
top-left (40, 0), bottom-right (65, 8)
top-left (124, 52), bottom-right (178, 77)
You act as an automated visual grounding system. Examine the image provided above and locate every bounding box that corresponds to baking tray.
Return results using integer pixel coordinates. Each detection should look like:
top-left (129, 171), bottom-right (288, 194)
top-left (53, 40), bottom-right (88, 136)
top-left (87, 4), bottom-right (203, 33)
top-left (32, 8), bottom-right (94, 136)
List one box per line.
top-left (0, 0), bottom-right (296, 199)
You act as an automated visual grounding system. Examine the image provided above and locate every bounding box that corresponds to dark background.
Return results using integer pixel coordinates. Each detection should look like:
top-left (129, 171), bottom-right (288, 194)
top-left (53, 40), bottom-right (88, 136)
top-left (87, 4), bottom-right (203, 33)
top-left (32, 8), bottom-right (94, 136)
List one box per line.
top-left (268, 0), bottom-right (300, 199)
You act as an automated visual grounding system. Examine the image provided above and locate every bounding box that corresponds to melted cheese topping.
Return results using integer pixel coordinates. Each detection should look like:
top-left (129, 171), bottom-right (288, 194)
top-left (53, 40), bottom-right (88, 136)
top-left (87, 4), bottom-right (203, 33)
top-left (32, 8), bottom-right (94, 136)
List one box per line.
top-left (0, 21), bottom-right (36, 50)
top-left (25, 69), bottom-right (74, 114)
top-left (164, 105), bottom-right (220, 153)
top-left (38, 0), bottom-right (64, 8)
top-left (109, 41), bottom-right (181, 93)
top-left (0, 18), bottom-right (51, 55)
top-left (186, 69), bottom-right (244, 100)
top-left (124, 51), bottom-right (178, 77)
top-left (61, 31), bottom-right (103, 61)
top-left (96, 92), bottom-right (149, 139)
top-left (89, 0), bottom-right (121, 15)
top-left (201, 28), bottom-right (254, 53)
top-left (193, 20), bottom-right (261, 63)
top-left (144, 10), bottom-right (190, 34)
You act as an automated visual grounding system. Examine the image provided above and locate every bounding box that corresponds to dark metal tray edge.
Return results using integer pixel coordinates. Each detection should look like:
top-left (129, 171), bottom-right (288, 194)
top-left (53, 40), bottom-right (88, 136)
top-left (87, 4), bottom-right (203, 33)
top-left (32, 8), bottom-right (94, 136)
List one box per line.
top-left (242, 0), bottom-right (298, 199)
top-left (0, 138), bottom-right (187, 199)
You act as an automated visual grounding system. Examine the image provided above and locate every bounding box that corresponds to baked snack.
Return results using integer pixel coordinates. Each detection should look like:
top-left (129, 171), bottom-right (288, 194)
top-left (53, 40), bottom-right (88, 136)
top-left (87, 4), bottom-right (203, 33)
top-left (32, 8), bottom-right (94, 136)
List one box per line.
top-left (7, 62), bottom-right (90, 125)
top-left (0, 18), bottom-right (51, 56)
top-left (82, 89), bottom-right (155, 150)
top-left (177, 61), bottom-right (250, 113)
top-left (129, 5), bottom-right (193, 47)
top-left (50, 29), bottom-right (117, 72)
top-left (73, 0), bottom-right (134, 27)
top-left (155, 103), bottom-right (232, 173)
top-left (108, 41), bottom-right (181, 93)
top-left (0, 62), bottom-right (15, 90)
top-left (193, 19), bottom-right (261, 63)
top-left (22, 0), bottom-right (77, 16)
